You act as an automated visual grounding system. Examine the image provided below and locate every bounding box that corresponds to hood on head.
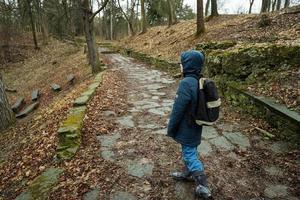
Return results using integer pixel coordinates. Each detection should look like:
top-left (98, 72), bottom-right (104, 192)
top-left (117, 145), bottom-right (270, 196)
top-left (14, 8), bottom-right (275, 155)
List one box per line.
top-left (180, 50), bottom-right (205, 75)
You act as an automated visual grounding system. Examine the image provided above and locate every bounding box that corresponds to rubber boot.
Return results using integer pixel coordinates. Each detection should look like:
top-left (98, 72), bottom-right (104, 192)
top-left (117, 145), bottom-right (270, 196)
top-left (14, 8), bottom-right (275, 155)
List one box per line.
top-left (193, 171), bottom-right (212, 199)
top-left (171, 167), bottom-right (192, 181)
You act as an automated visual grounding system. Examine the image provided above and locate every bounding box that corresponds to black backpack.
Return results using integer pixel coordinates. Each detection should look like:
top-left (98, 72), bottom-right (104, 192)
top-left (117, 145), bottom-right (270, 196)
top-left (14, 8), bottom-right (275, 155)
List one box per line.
top-left (195, 78), bottom-right (221, 126)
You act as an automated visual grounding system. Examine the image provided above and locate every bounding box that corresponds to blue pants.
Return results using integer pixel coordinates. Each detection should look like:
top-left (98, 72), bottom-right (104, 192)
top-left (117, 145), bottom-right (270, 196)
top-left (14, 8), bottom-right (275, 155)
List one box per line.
top-left (182, 145), bottom-right (204, 173)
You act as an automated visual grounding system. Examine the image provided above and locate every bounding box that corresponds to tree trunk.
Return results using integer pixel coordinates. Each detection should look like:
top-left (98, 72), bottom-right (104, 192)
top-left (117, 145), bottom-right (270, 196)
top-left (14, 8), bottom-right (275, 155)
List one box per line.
top-left (284, 0), bottom-right (290, 8)
top-left (267, 0), bottom-right (272, 11)
top-left (211, 0), bottom-right (219, 17)
top-left (140, 0), bottom-right (147, 33)
top-left (82, 0), bottom-right (102, 74)
top-left (205, 0), bottom-right (210, 16)
top-left (167, 0), bottom-right (177, 26)
top-left (35, 0), bottom-right (48, 44)
top-left (196, 0), bottom-right (205, 35)
top-left (249, 0), bottom-right (255, 14)
top-left (136, 0), bottom-right (140, 32)
top-left (276, 0), bottom-right (281, 10)
top-left (261, 0), bottom-right (269, 13)
top-left (117, 0), bottom-right (135, 36)
top-left (272, 0), bottom-right (277, 11)
top-left (110, 0), bottom-right (114, 40)
top-left (27, 0), bottom-right (38, 49)
top-left (0, 74), bottom-right (15, 132)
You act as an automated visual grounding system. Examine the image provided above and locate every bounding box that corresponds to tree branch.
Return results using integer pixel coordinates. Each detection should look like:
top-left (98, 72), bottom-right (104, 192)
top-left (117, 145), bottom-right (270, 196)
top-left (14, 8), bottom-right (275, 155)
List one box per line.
top-left (117, 0), bottom-right (130, 23)
top-left (89, 0), bottom-right (110, 22)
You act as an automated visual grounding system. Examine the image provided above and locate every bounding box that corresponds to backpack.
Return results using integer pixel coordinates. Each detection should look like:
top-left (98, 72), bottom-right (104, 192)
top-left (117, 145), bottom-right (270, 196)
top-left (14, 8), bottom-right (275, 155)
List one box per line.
top-left (195, 78), bottom-right (221, 126)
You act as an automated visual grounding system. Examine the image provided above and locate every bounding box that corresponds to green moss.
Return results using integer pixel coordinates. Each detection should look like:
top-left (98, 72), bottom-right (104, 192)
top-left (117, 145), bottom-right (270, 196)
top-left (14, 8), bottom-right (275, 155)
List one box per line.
top-left (56, 106), bottom-right (86, 160)
top-left (205, 43), bottom-right (300, 80)
top-left (16, 168), bottom-right (64, 200)
top-left (195, 41), bottom-right (237, 52)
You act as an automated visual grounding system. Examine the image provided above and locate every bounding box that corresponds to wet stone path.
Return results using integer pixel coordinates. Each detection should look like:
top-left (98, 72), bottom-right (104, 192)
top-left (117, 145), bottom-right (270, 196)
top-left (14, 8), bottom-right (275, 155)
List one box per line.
top-left (83, 48), bottom-right (298, 200)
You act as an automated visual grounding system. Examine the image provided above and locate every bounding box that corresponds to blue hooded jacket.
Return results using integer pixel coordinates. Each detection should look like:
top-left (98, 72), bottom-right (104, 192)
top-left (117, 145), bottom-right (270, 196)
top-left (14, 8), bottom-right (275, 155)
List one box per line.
top-left (167, 50), bottom-right (204, 147)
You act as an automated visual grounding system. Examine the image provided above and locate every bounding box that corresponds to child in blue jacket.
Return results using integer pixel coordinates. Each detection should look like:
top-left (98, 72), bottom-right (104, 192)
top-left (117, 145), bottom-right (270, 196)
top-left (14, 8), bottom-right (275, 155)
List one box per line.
top-left (167, 50), bottom-right (212, 199)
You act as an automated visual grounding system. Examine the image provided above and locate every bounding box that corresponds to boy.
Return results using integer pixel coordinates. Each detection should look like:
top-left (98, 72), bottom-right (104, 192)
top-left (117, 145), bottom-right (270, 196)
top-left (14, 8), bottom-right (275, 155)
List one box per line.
top-left (167, 50), bottom-right (212, 199)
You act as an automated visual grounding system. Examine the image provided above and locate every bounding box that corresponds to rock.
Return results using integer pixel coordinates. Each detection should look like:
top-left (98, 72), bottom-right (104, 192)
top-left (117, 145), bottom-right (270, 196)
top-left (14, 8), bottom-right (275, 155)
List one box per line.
top-left (264, 166), bottom-right (283, 176)
top-left (16, 102), bottom-right (39, 118)
top-left (148, 108), bottom-right (165, 116)
top-left (31, 90), bottom-right (39, 101)
top-left (15, 168), bottom-right (64, 200)
top-left (100, 149), bottom-right (115, 161)
top-left (83, 188), bottom-right (100, 200)
top-left (51, 84), bottom-right (61, 92)
top-left (224, 132), bottom-right (250, 150)
top-left (73, 95), bottom-right (90, 106)
top-left (67, 74), bottom-right (75, 85)
top-left (56, 106), bottom-right (86, 160)
top-left (152, 128), bottom-right (167, 135)
top-left (125, 159), bottom-right (154, 178)
top-left (202, 126), bottom-right (219, 140)
top-left (264, 184), bottom-right (289, 198)
top-left (88, 82), bottom-right (100, 90)
top-left (11, 97), bottom-right (25, 113)
top-left (111, 191), bottom-right (137, 200)
top-left (268, 141), bottom-right (290, 154)
top-left (210, 136), bottom-right (234, 151)
top-left (198, 140), bottom-right (213, 156)
top-left (81, 89), bottom-right (95, 98)
top-left (205, 44), bottom-right (300, 78)
top-left (116, 116), bottom-right (135, 128)
top-left (138, 124), bottom-right (159, 129)
top-left (97, 132), bottom-right (121, 148)
top-left (102, 111), bottom-right (117, 118)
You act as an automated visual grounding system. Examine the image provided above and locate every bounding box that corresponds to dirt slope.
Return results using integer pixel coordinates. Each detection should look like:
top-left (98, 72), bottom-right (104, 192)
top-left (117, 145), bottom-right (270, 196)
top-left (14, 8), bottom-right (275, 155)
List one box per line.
top-left (121, 8), bottom-right (300, 62)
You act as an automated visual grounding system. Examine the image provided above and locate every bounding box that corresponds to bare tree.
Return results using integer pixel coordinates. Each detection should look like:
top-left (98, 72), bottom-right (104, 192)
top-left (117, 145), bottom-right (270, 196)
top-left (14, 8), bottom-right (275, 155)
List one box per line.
top-left (26, 0), bottom-right (38, 49)
top-left (140, 0), bottom-right (146, 33)
top-left (249, 0), bottom-right (255, 13)
top-left (205, 0), bottom-right (210, 16)
top-left (0, 74), bottom-right (15, 132)
top-left (167, 0), bottom-right (177, 26)
top-left (110, 0), bottom-right (114, 40)
top-left (81, 0), bottom-right (109, 74)
top-left (196, 0), bottom-right (205, 35)
top-left (261, 0), bottom-right (270, 13)
top-left (276, 0), bottom-right (281, 10)
top-left (211, 0), bottom-right (219, 17)
top-left (117, 0), bottom-right (135, 36)
top-left (284, 0), bottom-right (290, 7)
top-left (272, 0), bottom-right (277, 11)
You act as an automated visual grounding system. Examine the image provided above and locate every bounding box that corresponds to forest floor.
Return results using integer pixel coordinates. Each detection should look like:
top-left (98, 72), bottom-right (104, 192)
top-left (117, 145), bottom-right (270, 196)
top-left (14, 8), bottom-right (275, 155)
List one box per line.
top-left (0, 38), bottom-right (95, 198)
top-left (0, 9), bottom-right (299, 200)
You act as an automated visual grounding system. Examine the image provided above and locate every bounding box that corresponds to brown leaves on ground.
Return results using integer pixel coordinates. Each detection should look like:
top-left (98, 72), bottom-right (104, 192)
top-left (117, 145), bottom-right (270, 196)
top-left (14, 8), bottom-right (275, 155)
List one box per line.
top-left (121, 9), bottom-right (299, 61)
top-left (49, 70), bottom-right (128, 199)
top-left (1, 37), bottom-right (91, 108)
top-left (0, 38), bottom-right (94, 199)
top-left (247, 68), bottom-right (300, 112)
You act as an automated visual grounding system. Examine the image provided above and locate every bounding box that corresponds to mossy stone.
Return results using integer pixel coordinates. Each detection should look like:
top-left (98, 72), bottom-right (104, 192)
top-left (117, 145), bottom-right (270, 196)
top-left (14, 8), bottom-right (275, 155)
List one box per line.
top-left (73, 95), bottom-right (90, 106)
top-left (56, 106), bottom-right (86, 160)
top-left (16, 168), bottom-right (64, 200)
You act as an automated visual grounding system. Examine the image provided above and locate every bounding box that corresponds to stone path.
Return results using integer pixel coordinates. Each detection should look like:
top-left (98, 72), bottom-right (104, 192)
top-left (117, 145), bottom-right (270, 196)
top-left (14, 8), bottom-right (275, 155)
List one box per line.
top-left (82, 48), bottom-right (298, 200)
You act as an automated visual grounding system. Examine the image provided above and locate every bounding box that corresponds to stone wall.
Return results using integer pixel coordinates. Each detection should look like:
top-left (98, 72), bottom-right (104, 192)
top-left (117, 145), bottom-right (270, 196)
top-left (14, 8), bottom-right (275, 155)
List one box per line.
top-left (224, 84), bottom-right (299, 144)
top-left (56, 72), bottom-right (104, 160)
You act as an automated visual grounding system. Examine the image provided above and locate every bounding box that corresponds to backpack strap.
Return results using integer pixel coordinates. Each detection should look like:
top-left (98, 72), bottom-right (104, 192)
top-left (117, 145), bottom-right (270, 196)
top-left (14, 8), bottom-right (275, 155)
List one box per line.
top-left (199, 78), bottom-right (207, 90)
